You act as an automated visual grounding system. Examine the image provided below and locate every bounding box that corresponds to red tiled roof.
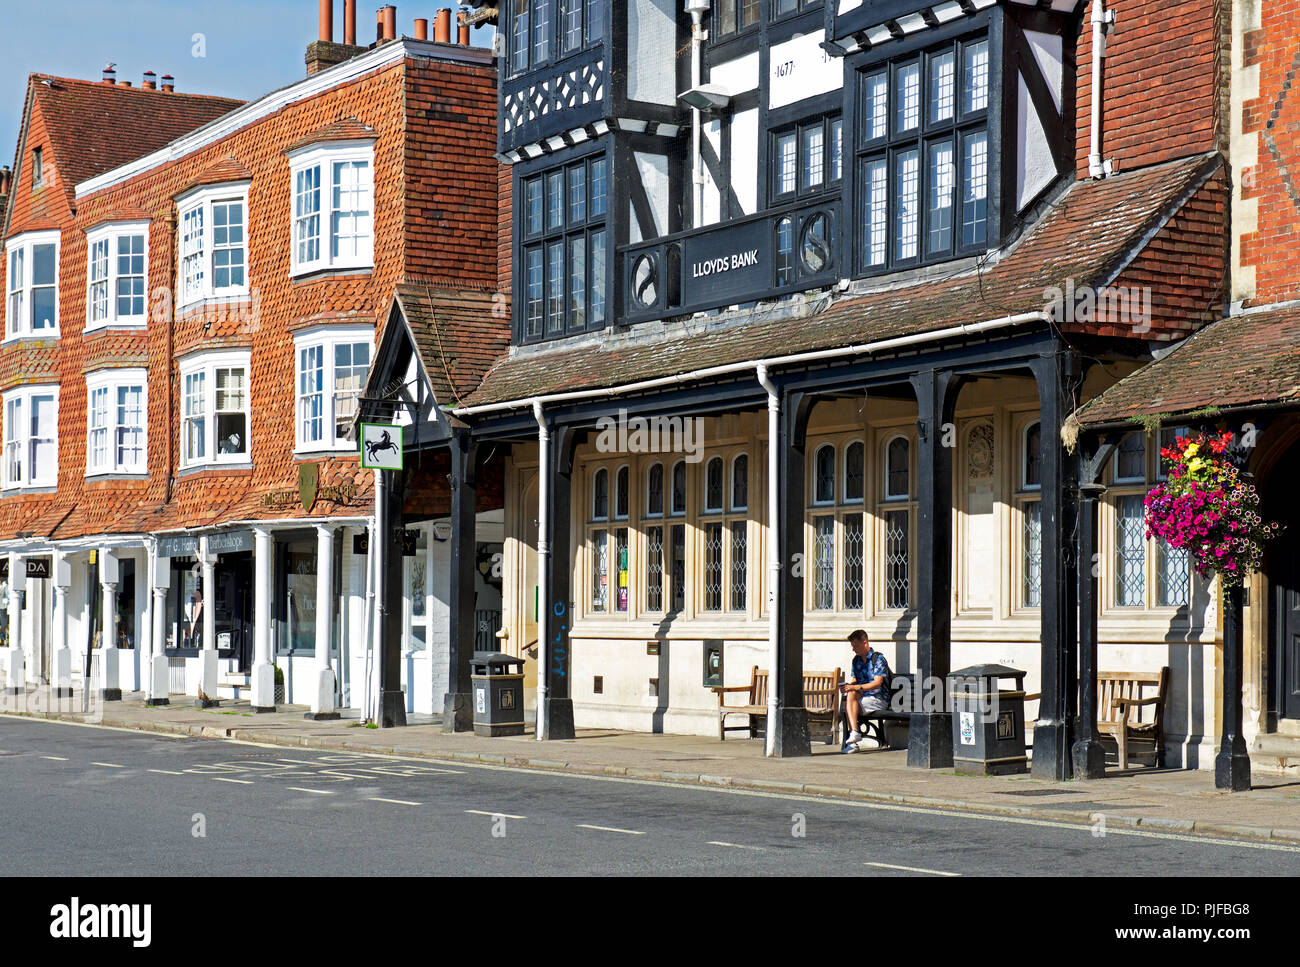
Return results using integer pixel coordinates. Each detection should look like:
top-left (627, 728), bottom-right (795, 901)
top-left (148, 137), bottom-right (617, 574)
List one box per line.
top-left (392, 284), bottom-right (511, 407)
top-left (26, 74), bottom-right (244, 204)
top-left (1072, 305), bottom-right (1300, 427)
top-left (460, 153), bottom-right (1226, 408)
top-left (181, 156), bottom-right (253, 192)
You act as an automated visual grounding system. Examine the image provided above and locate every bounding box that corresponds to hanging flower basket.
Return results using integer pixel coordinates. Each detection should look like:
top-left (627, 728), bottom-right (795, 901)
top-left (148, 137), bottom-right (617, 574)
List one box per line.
top-left (1144, 431), bottom-right (1281, 588)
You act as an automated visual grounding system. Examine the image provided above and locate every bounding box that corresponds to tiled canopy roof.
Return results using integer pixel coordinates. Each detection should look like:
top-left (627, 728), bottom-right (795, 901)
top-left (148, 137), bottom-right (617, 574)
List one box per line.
top-left (1072, 305), bottom-right (1300, 427)
top-left (458, 153), bottom-right (1225, 409)
top-left (392, 284), bottom-right (511, 407)
top-left (27, 74), bottom-right (244, 204)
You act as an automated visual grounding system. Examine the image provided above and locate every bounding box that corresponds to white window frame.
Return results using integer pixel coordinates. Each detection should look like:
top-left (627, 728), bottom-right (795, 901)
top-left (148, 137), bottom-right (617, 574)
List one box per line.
top-left (85, 369), bottom-right (148, 477)
top-left (174, 183), bottom-right (250, 309)
top-left (287, 141), bottom-right (375, 277)
top-left (2, 384), bottom-right (59, 490)
top-left (292, 325), bottom-right (374, 453)
top-left (177, 350), bottom-right (252, 469)
top-left (4, 230), bottom-right (60, 341)
top-left (85, 221), bottom-right (150, 331)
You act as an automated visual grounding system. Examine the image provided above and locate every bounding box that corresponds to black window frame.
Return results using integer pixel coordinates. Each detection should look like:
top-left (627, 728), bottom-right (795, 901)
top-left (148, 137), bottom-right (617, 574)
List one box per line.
top-left (509, 0), bottom-right (604, 76)
top-left (854, 30), bottom-right (993, 278)
top-left (517, 150), bottom-right (609, 344)
top-left (710, 0), bottom-right (763, 43)
top-left (770, 113), bottom-right (843, 204)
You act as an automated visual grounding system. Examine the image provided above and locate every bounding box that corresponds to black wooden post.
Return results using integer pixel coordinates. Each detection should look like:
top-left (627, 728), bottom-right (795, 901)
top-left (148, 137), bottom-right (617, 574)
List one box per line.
top-left (541, 424), bottom-right (577, 740)
top-left (443, 431), bottom-right (477, 732)
top-left (772, 388), bottom-right (813, 757)
top-left (908, 368), bottom-right (955, 769)
top-left (1031, 352), bottom-right (1079, 779)
top-left (1216, 584), bottom-right (1251, 790)
top-left (1072, 481), bottom-right (1106, 778)
top-left (378, 467), bottom-right (408, 728)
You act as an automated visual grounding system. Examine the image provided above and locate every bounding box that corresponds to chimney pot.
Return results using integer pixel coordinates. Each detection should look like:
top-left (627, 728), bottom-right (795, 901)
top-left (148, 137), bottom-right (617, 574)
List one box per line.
top-left (0, 166), bottom-right (11, 198)
top-left (161, 74), bottom-right (175, 93)
top-left (376, 7), bottom-right (383, 42)
top-left (414, 17), bottom-right (428, 40)
top-left (344, 0), bottom-right (356, 44)
top-left (382, 5), bottom-right (397, 40)
top-left (434, 9), bottom-right (451, 42)
top-left (320, 0), bottom-right (334, 42)
top-left (102, 67), bottom-right (116, 85)
top-left (458, 16), bottom-right (470, 45)
top-left (143, 71), bottom-right (157, 90)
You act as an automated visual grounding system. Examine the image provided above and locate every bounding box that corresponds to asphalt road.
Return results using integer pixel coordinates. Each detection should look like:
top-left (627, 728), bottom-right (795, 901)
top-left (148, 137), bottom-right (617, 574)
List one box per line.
top-left (2, 717), bottom-right (1297, 876)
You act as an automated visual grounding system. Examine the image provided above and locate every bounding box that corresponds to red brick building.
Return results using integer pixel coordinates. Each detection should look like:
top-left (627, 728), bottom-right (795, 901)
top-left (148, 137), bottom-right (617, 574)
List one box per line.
top-left (0, 11), bottom-right (506, 717)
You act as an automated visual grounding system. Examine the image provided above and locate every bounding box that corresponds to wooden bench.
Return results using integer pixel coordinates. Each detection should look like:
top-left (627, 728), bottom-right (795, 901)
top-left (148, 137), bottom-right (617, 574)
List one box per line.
top-left (713, 666), bottom-right (843, 744)
top-left (1097, 668), bottom-right (1169, 770)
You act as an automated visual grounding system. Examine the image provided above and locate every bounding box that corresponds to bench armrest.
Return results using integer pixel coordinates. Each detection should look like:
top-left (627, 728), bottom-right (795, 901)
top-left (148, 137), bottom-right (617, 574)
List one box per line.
top-left (1111, 696), bottom-right (1160, 709)
top-left (712, 685), bottom-right (756, 695)
top-left (1023, 692), bottom-right (1041, 702)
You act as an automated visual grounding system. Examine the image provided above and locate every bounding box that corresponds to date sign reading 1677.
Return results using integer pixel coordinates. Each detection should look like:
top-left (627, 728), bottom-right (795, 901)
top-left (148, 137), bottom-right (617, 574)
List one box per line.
top-left (360, 422), bottom-right (404, 470)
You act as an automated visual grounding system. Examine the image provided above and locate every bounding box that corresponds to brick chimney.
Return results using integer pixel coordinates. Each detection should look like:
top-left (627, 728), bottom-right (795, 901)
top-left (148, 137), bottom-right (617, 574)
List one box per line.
top-left (102, 65), bottom-right (117, 85)
top-left (306, 0), bottom-right (366, 74)
top-left (161, 74), bottom-right (175, 93)
top-left (143, 71), bottom-right (157, 90)
top-left (0, 166), bottom-right (11, 200)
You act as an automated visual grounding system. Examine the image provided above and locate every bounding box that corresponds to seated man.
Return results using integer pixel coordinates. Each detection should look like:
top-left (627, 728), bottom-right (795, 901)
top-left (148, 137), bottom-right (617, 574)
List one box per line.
top-left (841, 629), bottom-right (891, 753)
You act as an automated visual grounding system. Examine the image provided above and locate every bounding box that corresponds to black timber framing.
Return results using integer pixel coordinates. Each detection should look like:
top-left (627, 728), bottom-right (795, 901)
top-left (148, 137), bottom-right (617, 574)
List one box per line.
top-left (443, 429), bottom-right (478, 732)
top-left (460, 323), bottom-right (1086, 766)
top-left (1072, 433), bottom-right (1116, 779)
top-left (378, 467), bottom-right (409, 729)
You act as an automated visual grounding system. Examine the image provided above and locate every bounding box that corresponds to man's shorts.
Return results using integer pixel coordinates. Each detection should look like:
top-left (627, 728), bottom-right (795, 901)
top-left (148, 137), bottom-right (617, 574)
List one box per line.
top-left (855, 692), bottom-right (889, 715)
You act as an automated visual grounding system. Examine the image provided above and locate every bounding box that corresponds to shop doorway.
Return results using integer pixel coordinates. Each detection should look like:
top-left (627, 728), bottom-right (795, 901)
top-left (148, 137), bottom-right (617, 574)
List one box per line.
top-left (1266, 445), bottom-right (1300, 722)
top-left (215, 552), bottom-right (255, 673)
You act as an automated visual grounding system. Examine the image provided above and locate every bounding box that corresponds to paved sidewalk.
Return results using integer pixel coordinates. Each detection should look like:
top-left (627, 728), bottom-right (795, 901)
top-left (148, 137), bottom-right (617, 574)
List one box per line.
top-left (4, 689), bottom-right (1300, 847)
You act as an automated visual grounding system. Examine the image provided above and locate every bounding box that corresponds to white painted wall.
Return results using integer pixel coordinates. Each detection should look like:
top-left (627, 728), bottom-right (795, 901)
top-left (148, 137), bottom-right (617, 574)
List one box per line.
top-left (627, 0), bottom-right (678, 106)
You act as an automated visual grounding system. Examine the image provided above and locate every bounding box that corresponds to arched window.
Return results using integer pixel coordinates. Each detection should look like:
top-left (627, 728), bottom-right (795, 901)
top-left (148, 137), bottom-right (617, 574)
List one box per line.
top-left (844, 441), bottom-right (864, 502)
top-left (1022, 422), bottom-right (1041, 490)
top-left (704, 456), bottom-right (724, 513)
top-left (814, 444), bottom-right (835, 504)
top-left (646, 462), bottom-right (664, 516)
top-left (615, 465), bottom-right (629, 519)
top-left (671, 460), bottom-right (687, 516)
top-left (885, 435), bottom-right (910, 500)
top-left (731, 454), bottom-right (748, 511)
top-left (592, 467), bottom-right (608, 520)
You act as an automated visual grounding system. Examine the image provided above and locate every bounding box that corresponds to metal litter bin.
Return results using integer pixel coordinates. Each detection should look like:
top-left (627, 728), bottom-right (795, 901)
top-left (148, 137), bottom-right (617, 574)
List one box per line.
top-left (471, 651), bottom-right (526, 737)
top-left (948, 664), bottom-right (1029, 775)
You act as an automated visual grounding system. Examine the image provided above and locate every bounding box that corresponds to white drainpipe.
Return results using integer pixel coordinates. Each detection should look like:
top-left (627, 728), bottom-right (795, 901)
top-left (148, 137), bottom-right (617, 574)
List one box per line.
top-left (1089, 0), bottom-right (1117, 179)
top-left (533, 399), bottom-right (551, 741)
top-left (755, 364), bottom-right (780, 756)
top-left (687, 0), bottom-right (709, 227)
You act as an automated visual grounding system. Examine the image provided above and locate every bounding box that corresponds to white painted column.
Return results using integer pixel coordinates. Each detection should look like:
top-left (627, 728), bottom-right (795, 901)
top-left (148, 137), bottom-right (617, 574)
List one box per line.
top-left (51, 553), bottom-right (72, 697)
top-left (197, 536), bottom-right (219, 706)
top-left (251, 526), bottom-right (276, 710)
top-left (147, 542), bottom-right (171, 706)
top-left (310, 524), bottom-right (339, 719)
top-left (98, 550), bottom-right (121, 700)
top-left (6, 552), bottom-right (25, 691)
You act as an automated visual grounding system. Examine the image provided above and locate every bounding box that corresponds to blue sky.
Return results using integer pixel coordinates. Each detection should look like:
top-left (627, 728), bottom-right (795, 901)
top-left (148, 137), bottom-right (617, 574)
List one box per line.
top-left (0, 0), bottom-right (492, 174)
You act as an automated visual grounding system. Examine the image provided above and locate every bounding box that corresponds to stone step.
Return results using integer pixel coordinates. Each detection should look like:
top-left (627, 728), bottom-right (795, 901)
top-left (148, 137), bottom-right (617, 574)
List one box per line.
top-left (1252, 732), bottom-right (1300, 756)
top-left (1250, 732), bottom-right (1300, 776)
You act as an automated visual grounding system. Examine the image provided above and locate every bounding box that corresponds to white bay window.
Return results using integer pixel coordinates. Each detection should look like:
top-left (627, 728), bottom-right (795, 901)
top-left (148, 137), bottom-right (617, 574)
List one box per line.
top-left (86, 369), bottom-right (147, 475)
top-left (288, 142), bottom-right (374, 276)
top-left (86, 222), bottom-right (148, 329)
top-left (2, 385), bottom-right (58, 490)
top-left (179, 351), bottom-right (250, 468)
top-left (5, 231), bottom-right (59, 339)
top-left (294, 326), bottom-right (373, 452)
top-left (175, 184), bottom-right (249, 308)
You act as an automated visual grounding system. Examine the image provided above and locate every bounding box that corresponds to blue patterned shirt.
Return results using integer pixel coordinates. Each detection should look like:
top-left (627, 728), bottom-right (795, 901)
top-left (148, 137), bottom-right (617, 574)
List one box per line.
top-left (851, 650), bottom-right (890, 698)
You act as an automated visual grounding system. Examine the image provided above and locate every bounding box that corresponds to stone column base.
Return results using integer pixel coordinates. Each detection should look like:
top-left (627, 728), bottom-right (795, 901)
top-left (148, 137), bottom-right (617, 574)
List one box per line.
top-left (769, 706), bottom-right (811, 757)
top-left (907, 712), bottom-right (954, 769)
top-left (378, 689), bottom-right (407, 728)
top-left (442, 691), bottom-right (473, 733)
top-left (541, 696), bottom-right (575, 740)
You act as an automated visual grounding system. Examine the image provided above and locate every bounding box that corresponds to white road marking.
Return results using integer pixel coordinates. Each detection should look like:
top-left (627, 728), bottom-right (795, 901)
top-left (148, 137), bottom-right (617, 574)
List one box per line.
top-left (866, 861), bottom-right (960, 877)
top-left (148, 769), bottom-right (184, 775)
top-left (465, 809), bottom-right (526, 820)
top-left (370, 797), bottom-right (422, 806)
top-left (286, 787), bottom-right (334, 795)
top-left (707, 841), bottom-right (766, 851)
top-left (577, 824), bottom-right (645, 835)
top-left (212, 777), bottom-right (253, 785)
top-left (91, 762), bottom-right (124, 768)
top-left (40, 755), bottom-right (68, 761)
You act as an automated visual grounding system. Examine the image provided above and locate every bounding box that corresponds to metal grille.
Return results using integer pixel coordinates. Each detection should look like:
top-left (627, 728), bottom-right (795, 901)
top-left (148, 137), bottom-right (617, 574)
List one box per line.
top-left (646, 526), bottom-right (663, 612)
top-left (704, 523), bottom-right (723, 611)
top-left (1022, 499), bottom-right (1042, 608)
top-left (884, 509), bottom-right (910, 610)
top-left (843, 514), bottom-right (864, 611)
top-left (813, 516), bottom-right (835, 610)
top-left (1157, 539), bottom-right (1189, 607)
top-left (1115, 495), bottom-right (1146, 606)
top-left (670, 524), bottom-right (686, 612)
top-left (474, 609), bottom-right (502, 652)
top-left (730, 521), bottom-right (747, 611)
top-left (590, 529), bottom-right (608, 611)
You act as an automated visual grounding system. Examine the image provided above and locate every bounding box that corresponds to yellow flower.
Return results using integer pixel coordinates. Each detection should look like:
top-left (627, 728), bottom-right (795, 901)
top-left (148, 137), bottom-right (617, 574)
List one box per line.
top-left (1185, 444), bottom-right (1200, 459)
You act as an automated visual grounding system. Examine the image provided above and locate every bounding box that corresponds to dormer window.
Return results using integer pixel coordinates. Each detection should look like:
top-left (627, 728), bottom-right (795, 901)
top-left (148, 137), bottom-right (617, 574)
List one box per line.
top-left (5, 231), bottom-right (59, 340)
top-left (855, 33), bottom-right (991, 275)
